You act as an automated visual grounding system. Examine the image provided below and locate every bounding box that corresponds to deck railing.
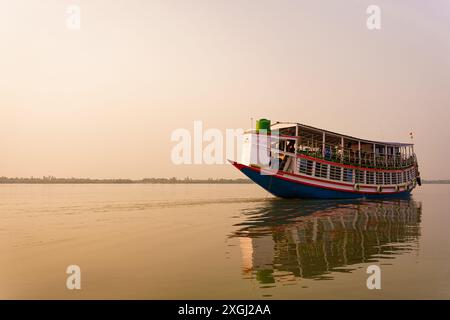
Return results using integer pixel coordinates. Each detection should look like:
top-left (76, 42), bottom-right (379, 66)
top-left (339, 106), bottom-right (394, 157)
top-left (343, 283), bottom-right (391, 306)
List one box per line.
top-left (293, 139), bottom-right (415, 170)
top-left (288, 151), bottom-right (418, 186)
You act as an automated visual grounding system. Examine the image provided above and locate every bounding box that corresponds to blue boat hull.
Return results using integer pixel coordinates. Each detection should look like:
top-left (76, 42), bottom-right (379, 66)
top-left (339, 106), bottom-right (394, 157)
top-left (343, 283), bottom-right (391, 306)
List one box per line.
top-left (237, 165), bottom-right (412, 200)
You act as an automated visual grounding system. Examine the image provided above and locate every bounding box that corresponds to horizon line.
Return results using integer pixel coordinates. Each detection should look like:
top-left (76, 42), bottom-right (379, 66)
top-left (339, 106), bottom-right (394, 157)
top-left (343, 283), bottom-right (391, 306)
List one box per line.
top-left (0, 176), bottom-right (449, 184)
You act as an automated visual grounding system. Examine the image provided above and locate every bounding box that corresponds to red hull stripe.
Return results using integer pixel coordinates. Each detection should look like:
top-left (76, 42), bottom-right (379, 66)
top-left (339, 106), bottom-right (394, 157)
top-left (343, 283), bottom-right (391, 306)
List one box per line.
top-left (231, 161), bottom-right (405, 195)
top-left (253, 164), bottom-right (395, 189)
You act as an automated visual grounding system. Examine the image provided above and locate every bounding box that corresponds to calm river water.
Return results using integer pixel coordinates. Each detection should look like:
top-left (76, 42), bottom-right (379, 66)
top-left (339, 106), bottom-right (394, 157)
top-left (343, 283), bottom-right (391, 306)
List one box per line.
top-left (1, 184), bottom-right (449, 299)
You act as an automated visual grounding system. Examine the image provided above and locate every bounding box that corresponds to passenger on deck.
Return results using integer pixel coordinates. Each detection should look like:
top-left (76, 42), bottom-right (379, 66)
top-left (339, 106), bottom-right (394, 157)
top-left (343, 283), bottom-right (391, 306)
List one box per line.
top-left (286, 141), bottom-right (295, 153)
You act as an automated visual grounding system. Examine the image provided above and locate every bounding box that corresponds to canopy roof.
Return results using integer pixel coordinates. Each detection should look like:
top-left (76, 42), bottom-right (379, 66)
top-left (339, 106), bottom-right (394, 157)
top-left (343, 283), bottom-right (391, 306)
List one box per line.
top-left (271, 121), bottom-right (414, 147)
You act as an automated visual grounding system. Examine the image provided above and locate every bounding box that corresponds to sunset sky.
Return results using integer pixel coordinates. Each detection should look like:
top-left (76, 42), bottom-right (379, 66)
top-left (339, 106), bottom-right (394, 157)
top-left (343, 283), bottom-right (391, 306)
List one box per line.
top-left (1, 0), bottom-right (450, 179)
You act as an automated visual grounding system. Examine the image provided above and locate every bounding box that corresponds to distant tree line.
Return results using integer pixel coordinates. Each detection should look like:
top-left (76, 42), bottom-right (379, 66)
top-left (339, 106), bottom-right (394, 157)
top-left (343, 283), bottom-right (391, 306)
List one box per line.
top-left (0, 176), bottom-right (252, 184)
top-left (0, 176), bottom-right (447, 184)
top-left (421, 180), bottom-right (450, 184)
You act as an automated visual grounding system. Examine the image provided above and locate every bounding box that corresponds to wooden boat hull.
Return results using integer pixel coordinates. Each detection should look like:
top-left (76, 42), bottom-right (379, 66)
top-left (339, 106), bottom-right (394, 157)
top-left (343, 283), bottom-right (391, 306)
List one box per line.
top-left (231, 161), bottom-right (412, 199)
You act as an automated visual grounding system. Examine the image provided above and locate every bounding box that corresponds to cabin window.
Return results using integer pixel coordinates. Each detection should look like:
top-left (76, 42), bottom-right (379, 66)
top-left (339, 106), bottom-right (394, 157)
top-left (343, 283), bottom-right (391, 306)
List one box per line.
top-left (356, 170), bottom-right (365, 184)
top-left (384, 172), bottom-right (391, 185)
top-left (314, 162), bottom-right (328, 179)
top-left (376, 172), bottom-right (383, 185)
top-left (402, 171), bottom-right (406, 183)
top-left (343, 168), bottom-right (353, 182)
top-left (298, 158), bottom-right (313, 176)
top-left (366, 171), bottom-right (375, 184)
top-left (397, 172), bottom-right (403, 184)
top-left (392, 172), bottom-right (398, 184)
top-left (330, 166), bottom-right (342, 181)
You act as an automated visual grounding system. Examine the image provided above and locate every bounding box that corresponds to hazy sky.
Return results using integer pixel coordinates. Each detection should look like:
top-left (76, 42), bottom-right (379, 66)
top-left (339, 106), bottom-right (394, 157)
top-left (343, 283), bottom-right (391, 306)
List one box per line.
top-left (1, 0), bottom-right (450, 179)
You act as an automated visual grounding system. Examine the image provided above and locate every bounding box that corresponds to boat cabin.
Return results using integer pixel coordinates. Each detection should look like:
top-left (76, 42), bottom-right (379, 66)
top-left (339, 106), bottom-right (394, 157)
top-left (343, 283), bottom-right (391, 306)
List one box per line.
top-left (241, 121), bottom-right (420, 190)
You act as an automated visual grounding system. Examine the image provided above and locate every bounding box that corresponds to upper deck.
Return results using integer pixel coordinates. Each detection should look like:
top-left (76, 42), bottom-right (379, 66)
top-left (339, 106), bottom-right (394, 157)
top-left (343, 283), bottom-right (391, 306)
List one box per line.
top-left (272, 122), bottom-right (414, 146)
top-left (251, 121), bottom-right (417, 170)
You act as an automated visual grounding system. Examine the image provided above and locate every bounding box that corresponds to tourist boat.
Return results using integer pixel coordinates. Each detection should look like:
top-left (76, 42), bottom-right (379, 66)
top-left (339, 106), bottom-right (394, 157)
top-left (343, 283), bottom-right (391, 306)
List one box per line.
top-left (230, 119), bottom-right (421, 199)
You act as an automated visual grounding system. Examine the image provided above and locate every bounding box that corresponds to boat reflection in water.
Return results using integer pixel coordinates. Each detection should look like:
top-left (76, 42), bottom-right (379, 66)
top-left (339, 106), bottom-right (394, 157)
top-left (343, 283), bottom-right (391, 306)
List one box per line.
top-left (232, 199), bottom-right (422, 284)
